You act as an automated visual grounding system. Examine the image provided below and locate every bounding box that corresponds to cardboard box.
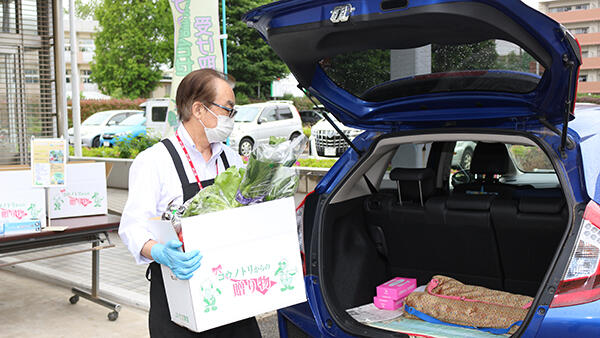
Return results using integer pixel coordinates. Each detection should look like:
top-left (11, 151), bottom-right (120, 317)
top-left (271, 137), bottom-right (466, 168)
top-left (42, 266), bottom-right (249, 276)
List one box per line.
top-left (47, 163), bottom-right (108, 219)
top-left (0, 170), bottom-right (46, 228)
top-left (148, 197), bottom-right (306, 332)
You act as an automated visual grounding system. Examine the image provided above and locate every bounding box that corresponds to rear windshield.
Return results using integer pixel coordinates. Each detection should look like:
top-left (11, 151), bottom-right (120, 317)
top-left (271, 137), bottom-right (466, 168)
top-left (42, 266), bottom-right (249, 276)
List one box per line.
top-left (320, 40), bottom-right (542, 102)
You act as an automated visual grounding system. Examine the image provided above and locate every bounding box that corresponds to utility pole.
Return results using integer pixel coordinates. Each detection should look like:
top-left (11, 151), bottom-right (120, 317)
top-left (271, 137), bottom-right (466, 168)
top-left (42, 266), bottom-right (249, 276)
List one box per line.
top-left (69, 0), bottom-right (82, 156)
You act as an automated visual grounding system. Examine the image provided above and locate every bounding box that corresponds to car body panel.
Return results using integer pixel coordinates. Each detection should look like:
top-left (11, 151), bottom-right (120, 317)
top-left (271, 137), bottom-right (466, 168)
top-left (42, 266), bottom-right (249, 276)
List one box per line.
top-left (568, 108), bottom-right (600, 205)
top-left (243, 0), bottom-right (581, 131)
top-left (99, 116), bottom-right (147, 147)
top-left (68, 110), bottom-right (143, 147)
top-left (535, 300), bottom-right (600, 337)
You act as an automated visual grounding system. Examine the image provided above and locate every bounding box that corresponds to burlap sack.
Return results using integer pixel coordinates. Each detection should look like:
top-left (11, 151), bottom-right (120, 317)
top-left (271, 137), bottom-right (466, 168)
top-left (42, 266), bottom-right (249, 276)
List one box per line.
top-left (404, 275), bottom-right (533, 333)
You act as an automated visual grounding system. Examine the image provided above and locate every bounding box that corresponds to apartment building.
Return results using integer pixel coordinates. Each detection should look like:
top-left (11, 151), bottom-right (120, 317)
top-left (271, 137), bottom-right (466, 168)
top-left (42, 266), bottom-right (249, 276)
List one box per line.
top-left (64, 18), bottom-right (105, 99)
top-left (541, 0), bottom-right (600, 93)
top-left (64, 18), bottom-right (171, 99)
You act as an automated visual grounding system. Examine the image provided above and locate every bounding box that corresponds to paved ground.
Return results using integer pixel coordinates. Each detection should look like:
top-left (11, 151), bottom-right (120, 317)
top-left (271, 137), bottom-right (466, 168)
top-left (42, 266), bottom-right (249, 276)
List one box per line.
top-left (0, 188), bottom-right (306, 337)
top-left (0, 269), bottom-right (148, 338)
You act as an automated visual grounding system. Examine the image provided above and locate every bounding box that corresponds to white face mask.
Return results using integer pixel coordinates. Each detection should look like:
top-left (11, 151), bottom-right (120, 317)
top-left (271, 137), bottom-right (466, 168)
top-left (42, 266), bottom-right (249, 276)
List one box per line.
top-left (197, 104), bottom-right (234, 143)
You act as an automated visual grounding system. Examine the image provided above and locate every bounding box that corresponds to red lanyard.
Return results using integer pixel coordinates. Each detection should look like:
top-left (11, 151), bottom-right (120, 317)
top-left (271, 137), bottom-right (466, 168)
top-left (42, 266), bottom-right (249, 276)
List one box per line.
top-left (175, 131), bottom-right (218, 190)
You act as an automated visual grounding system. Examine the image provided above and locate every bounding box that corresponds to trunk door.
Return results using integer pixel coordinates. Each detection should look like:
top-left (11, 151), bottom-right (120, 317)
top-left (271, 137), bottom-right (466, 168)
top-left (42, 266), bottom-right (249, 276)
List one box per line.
top-left (243, 0), bottom-right (581, 131)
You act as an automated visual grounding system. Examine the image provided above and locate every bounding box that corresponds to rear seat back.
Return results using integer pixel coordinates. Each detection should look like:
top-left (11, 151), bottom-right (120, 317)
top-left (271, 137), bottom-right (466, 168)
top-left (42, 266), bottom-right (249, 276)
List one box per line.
top-left (365, 168), bottom-right (435, 284)
top-left (491, 197), bottom-right (567, 295)
top-left (426, 194), bottom-right (504, 290)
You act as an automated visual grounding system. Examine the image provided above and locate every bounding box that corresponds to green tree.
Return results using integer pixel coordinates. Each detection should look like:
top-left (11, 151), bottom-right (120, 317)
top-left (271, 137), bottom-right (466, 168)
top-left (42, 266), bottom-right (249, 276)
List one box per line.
top-left (91, 0), bottom-right (173, 99)
top-left (496, 51), bottom-right (535, 73)
top-left (432, 41), bottom-right (498, 73)
top-left (225, 0), bottom-right (289, 98)
top-left (74, 0), bottom-right (100, 19)
top-left (320, 49), bottom-right (390, 96)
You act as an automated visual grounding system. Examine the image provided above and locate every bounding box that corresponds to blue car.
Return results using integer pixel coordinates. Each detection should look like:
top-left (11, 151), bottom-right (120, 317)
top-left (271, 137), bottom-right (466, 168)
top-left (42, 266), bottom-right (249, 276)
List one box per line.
top-left (99, 113), bottom-right (146, 147)
top-left (244, 1), bottom-right (600, 337)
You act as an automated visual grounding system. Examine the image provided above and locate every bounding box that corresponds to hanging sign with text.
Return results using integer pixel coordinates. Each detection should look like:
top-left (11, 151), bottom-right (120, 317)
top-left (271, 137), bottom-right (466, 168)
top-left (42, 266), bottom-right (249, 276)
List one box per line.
top-left (164, 0), bottom-right (224, 137)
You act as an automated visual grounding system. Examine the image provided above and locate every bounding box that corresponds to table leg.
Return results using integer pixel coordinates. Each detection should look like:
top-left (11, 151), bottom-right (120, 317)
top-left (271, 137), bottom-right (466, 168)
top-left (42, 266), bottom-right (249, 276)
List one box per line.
top-left (70, 238), bottom-right (121, 321)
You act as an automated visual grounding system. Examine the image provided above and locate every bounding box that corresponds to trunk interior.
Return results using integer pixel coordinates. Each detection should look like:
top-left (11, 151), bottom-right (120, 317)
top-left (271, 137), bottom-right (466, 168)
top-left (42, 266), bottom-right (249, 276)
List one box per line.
top-left (316, 134), bottom-right (569, 336)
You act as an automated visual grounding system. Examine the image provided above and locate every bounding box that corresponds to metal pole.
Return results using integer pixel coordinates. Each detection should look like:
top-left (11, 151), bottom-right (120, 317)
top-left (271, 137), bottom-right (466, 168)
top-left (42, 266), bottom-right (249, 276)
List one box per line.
top-left (222, 0), bottom-right (227, 74)
top-left (68, 0), bottom-right (82, 156)
top-left (53, 0), bottom-right (68, 145)
top-left (91, 240), bottom-right (99, 298)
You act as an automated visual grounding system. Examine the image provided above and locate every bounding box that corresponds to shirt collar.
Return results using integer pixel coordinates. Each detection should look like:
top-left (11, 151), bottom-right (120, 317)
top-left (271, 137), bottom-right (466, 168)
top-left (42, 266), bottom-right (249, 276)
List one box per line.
top-left (177, 124), bottom-right (224, 162)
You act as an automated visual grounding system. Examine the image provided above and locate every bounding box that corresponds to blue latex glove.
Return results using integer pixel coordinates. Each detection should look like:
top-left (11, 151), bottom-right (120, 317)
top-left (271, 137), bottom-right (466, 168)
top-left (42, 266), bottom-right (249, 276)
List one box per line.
top-left (151, 240), bottom-right (203, 280)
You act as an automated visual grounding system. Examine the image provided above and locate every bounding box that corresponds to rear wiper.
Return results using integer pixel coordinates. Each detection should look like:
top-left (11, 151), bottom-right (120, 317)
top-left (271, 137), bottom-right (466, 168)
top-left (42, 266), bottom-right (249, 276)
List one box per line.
top-left (299, 86), bottom-right (378, 194)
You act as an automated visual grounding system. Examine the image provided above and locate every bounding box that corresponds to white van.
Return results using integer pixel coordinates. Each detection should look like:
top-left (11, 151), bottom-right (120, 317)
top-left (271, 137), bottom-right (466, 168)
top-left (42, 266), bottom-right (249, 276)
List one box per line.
top-left (140, 98), bottom-right (170, 137)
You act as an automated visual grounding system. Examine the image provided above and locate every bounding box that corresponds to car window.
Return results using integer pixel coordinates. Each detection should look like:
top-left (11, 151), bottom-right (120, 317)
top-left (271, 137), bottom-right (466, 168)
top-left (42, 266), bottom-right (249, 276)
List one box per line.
top-left (320, 39), bottom-right (542, 102)
top-left (259, 107), bottom-right (277, 122)
top-left (107, 113), bottom-right (127, 126)
top-left (277, 107), bottom-right (294, 120)
top-left (508, 145), bottom-right (554, 172)
top-left (82, 111), bottom-right (113, 126)
top-left (235, 106), bottom-right (260, 122)
top-left (119, 114), bottom-right (145, 126)
top-left (152, 106), bottom-right (168, 123)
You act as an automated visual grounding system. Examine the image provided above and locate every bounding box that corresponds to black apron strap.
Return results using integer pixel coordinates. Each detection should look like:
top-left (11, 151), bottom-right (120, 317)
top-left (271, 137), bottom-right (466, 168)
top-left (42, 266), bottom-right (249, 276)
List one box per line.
top-left (220, 151), bottom-right (230, 170)
top-left (162, 139), bottom-right (189, 190)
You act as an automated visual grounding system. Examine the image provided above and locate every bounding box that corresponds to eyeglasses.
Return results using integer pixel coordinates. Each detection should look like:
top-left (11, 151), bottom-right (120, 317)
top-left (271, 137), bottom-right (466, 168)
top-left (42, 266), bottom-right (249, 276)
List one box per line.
top-left (210, 102), bottom-right (237, 118)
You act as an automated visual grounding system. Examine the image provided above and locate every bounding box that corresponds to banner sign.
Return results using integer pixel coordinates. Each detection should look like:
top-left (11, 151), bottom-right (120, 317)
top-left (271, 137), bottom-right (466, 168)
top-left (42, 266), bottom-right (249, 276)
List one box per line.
top-left (164, 0), bottom-right (224, 137)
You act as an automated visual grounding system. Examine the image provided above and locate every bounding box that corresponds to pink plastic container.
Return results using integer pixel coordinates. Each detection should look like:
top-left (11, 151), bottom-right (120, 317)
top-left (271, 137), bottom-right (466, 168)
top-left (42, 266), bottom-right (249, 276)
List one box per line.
top-left (373, 296), bottom-right (404, 310)
top-left (376, 277), bottom-right (417, 300)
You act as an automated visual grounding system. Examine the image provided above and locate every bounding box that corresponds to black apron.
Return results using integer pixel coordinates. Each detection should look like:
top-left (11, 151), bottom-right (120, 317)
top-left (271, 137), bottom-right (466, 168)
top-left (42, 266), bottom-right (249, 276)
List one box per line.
top-left (146, 139), bottom-right (261, 338)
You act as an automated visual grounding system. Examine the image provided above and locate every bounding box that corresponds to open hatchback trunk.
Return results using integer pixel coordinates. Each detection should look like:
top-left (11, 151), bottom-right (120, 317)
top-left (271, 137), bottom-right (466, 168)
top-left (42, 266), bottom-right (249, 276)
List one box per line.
top-left (303, 131), bottom-right (572, 337)
top-left (243, 0), bottom-right (585, 336)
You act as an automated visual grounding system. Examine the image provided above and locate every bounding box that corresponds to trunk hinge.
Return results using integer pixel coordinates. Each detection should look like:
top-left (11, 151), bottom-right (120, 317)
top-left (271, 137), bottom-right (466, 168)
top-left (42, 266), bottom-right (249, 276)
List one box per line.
top-left (299, 85), bottom-right (378, 194)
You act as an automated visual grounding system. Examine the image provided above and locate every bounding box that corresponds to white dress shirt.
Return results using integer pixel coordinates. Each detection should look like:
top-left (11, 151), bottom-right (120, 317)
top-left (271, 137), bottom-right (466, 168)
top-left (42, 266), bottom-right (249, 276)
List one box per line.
top-left (119, 124), bottom-right (244, 264)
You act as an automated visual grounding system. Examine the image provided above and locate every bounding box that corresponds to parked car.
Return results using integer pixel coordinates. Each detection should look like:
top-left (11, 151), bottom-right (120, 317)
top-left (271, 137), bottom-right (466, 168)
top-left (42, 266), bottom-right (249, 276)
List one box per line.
top-left (230, 101), bottom-right (303, 157)
top-left (298, 108), bottom-right (323, 125)
top-left (140, 98), bottom-right (170, 137)
top-left (310, 115), bottom-right (362, 157)
top-left (99, 114), bottom-right (147, 147)
top-left (450, 141), bottom-right (476, 170)
top-left (244, 1), bottom-right (599, 337)
top-left (68, 110), bottom-right (143, 147)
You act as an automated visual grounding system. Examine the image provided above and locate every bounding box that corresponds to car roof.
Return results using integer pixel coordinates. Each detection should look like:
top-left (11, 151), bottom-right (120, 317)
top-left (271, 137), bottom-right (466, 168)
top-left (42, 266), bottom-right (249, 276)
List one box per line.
top-left (238, 101), bottom-right (295, 107)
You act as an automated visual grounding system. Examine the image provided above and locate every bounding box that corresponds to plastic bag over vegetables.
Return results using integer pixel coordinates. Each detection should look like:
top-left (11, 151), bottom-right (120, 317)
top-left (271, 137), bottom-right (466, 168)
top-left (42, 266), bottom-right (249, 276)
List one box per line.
top-left (174, 135), bottom-right (307, 219)
top-left (236, 135), bottom-right (307, 205)
top-left (181, 166), bottom-right (245, 217)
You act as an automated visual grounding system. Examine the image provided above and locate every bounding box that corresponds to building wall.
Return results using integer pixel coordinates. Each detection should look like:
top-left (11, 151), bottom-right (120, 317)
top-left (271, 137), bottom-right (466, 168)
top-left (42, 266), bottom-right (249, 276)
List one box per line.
top-left (0, 0), bottom-right (57, 165)
top-left (543, 0), bottom-right (600, 93)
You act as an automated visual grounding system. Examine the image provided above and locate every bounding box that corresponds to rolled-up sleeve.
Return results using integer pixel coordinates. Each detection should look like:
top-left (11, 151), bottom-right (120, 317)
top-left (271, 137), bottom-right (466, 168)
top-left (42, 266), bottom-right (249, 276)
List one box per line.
top-left (118, 151), bottom-right (161, 264)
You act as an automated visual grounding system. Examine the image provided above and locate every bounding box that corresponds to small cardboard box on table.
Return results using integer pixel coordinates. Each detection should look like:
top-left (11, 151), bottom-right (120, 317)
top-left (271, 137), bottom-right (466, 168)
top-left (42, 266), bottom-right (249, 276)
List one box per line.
top-left (0, 169), bottom-right (46, 234)
top-left (148, 197), bottom-right (306, 333)
top-left (47, 162), bottom-right (108, 219)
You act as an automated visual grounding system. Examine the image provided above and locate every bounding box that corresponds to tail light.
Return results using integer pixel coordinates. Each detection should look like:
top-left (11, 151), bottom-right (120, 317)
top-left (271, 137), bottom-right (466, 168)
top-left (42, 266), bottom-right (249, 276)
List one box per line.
top-left (551, 201), bottom-right (600, 307)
